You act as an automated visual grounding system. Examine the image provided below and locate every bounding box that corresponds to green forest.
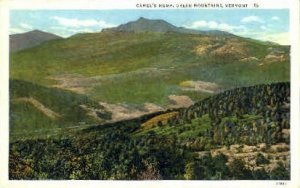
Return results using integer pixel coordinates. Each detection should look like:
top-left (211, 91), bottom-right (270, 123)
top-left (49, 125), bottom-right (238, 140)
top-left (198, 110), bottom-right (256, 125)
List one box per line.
top-left (9, 82), bottom-right (290, 180)
top-left (9, 17), bottom-right (290, 180)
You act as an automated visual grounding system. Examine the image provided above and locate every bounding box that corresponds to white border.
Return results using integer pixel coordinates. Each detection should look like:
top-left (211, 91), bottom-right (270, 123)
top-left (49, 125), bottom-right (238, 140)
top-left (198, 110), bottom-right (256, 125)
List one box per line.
top-left (6, 0), bottom-right (293, 9)
top-left (0, 0), bottom-right (299, 188)
top-left (0, 0), bottom-right (10, 186)
top-left (290, 0), bottom-right (300, 185)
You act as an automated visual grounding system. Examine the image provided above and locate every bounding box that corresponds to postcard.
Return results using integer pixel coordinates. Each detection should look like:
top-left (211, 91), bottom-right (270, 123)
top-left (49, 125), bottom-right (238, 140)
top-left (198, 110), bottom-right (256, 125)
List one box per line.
top-left (0, 0), bottom-right (299, 187)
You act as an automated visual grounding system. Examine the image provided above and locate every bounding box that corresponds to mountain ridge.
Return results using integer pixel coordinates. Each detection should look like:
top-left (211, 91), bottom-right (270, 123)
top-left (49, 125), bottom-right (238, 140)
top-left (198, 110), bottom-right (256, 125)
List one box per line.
top-left (102, 17), bottom-right (234, 37)
top-left (10, 29), bottom-right (62, 52)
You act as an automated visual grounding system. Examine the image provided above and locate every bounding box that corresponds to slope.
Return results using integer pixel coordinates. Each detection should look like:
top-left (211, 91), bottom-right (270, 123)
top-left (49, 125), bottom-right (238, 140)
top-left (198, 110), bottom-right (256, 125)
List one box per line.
top-left (10, 79), bottom-right (111, 141)
top-left (9, 82), bottom-right (290, 180)
top-left (10, 30), bottom-right (290, 106)
top-left (10, 30), bottom-right (63, 52)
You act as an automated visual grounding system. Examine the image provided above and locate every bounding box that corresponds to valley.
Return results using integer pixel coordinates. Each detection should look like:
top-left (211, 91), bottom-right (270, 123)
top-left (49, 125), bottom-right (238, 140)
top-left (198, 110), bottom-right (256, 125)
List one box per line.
top-left (9, 17), bottom-right (290, 180)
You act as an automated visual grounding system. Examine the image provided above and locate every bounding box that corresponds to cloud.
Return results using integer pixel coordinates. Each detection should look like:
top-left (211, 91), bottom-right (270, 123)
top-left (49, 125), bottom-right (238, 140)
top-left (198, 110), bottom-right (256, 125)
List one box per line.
top-left (49, 26), bottom-right (100, 37)
top-left (10, 23), bottom-right (33, 34)
top-left (20, 23), bottom-right (33, 30)
top-left (260, 25), bottom-right (267, 30)
top-left (10, 27), bottom-right (26, 34)
top-left (261, 32), bottom-right (289, 45)
top-left (271, 16), bottom-right (280, 21)
top-left (237, 31), bottom-right (289, 45)
top-left (185, 20), bottom-right (245, 32)
top-left (241, 16), bottom-right (264, 23)
top-left (186, 20), bottom-right (215, 29)
top-left (52, 16), bottom-right (115, 28)
top-left (49, 16), bottom-right (116, 37)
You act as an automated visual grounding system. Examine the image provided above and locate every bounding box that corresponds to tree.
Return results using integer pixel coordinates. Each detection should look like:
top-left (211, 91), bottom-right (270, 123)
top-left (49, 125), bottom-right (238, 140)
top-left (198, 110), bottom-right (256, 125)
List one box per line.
top-left (137, 160), bottom-right (162, 180)
top-left (184, 161), bottom-right (204, 180)
top-left (252, 168), bottom-right (269, 180)
top-left (269, 162), bottom-right (290, 180)
top-left (229, 159), bottom-right (252, 179)
top-left (256, 153), bottom-right (269, 166)
top-left (212, 153), bottom-right (229, 179)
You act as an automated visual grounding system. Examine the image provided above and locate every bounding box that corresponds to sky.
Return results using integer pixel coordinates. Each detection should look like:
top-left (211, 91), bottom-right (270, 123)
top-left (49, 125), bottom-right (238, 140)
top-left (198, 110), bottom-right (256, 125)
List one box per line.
top-left (10, 9), bottom-right (289, 45)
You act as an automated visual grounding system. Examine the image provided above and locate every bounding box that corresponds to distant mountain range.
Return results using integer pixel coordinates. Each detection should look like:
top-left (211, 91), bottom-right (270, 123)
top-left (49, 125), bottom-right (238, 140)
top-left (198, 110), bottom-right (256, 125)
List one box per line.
top-left (10, 17), bottom-right (289, 121)
top-left (10, 17), bottom-right (239, 53)
top-left (10, 30), bottom-right (62, 52)
top-left (103, 17), bottom-right (234, 37)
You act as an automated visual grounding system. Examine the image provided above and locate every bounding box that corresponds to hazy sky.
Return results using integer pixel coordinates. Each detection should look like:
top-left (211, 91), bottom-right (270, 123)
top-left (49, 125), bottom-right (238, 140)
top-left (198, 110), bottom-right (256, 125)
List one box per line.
top-left (10, 9), bottom-right (289, 44)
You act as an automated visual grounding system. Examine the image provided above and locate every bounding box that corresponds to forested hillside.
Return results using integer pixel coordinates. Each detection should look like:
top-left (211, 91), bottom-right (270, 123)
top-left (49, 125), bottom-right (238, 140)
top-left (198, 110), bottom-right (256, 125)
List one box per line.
top-left (9, 82), bottom-right (290, 180)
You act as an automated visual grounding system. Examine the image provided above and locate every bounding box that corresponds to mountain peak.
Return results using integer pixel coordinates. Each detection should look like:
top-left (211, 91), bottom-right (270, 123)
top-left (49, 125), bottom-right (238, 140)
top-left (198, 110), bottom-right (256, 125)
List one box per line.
top-left (103, 17), bottom-right (181, 33)
top-left (31, 29), bottom-right (42, 32)
top-left (103, 17), bottom-right (234, 37)
top-left (137, 17), bottom-right (147, 21)
top-left (10, 30), bottom-right (62, 52)
top-left (135, 17), bottom-right (153, 24)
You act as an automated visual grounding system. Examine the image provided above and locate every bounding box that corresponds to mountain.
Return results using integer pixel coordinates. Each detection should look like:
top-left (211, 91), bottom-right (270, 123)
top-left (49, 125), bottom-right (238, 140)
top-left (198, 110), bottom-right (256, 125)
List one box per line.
top-left (9, 28), bottom-right (290, 144)
top-left (9, 17), bottom-right (290, 180)
top-left (9, 82), bottom-right (290, 180)
top-left (9, 79), bottom-right (111, 141)
top-left (10, 17), bottom-right (290, 138)
top-left (10, 30), bottom-right (62, 52)
top-left (103, 17), bottom-right (233, 37)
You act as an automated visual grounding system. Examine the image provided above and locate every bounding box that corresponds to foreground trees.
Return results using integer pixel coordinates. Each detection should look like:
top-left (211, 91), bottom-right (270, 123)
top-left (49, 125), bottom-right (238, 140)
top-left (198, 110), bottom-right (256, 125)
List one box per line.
top-left (9, 82), bottom-right (290, 180)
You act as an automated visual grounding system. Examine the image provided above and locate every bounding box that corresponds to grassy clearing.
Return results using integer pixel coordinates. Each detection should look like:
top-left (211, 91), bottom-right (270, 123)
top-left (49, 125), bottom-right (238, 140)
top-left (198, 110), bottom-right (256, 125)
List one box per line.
top-left (135, 114), bottom-right (211, 139)
top-left (89, 60), bottom-right (289, 105)
top-left (179, 80), bottom-right (194, 88)
top-left (10, 31), bottom-right (289, 106)
top-left (141, 112), bottom-right (179, 129)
